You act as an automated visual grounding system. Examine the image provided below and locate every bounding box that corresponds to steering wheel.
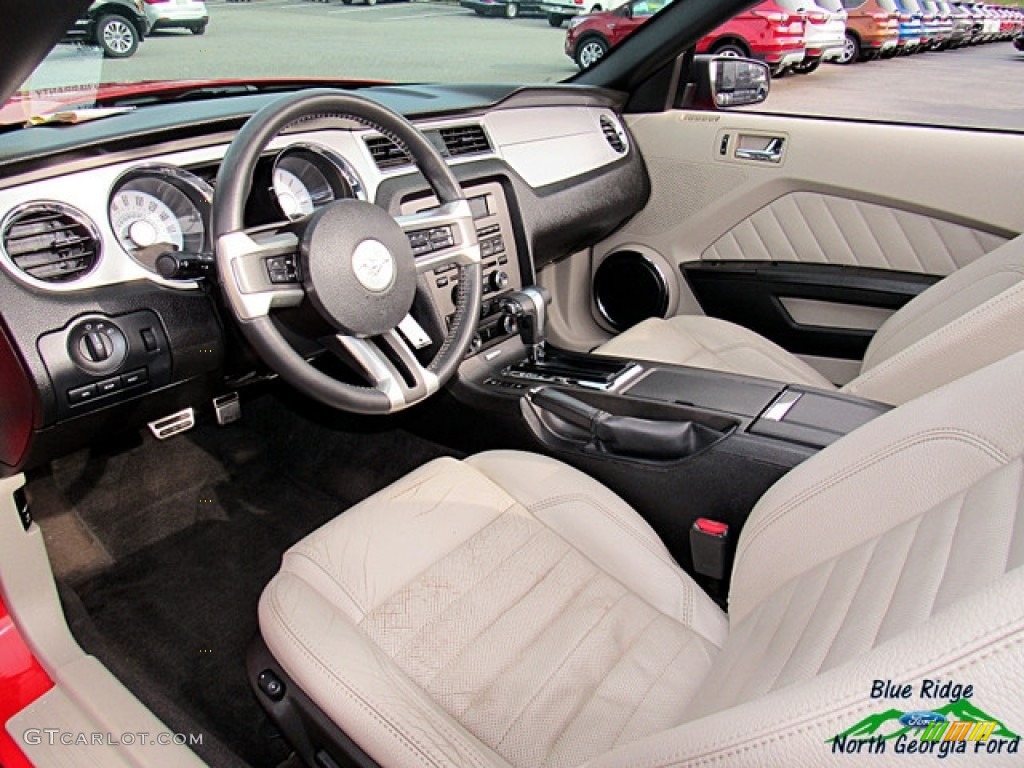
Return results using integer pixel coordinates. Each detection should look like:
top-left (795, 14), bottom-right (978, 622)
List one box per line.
top-left (212, 90), bottom-right (481, 414)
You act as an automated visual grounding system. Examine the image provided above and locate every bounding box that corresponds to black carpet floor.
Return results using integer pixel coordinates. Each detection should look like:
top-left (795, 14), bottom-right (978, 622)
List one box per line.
top-left (36, 390), bottom-right (462, 767)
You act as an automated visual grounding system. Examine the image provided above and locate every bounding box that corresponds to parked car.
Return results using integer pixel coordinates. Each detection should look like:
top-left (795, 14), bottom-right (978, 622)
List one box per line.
top-left (837, 0), bottom-right (900, 62)
top-left (1016, 25), bottom-right (1024, 48)
top-left (565, 0), bottom-right (671, 68)
top-left (143, 0), bottom-right (209, 35)
top-left (460, 0), bottom-right (542, 17)
top-left (541, 0), bottom-right (629, 28)
top-left (790, 0), bottom-right (847, 73)
top-left (893, 0), bottom-right (925, 51)
top-left (951, 0), bottom-right (987, 42)
top-left (567, 0), bottom-right (806, 75)
top-left (938, 0), bottom-right (976, 46)
top-left (63, 0), bottom-right (149, 58)
top-left (695, 1), bottom-right (807, 76)
top-left (918, 0), bottom-right (953, 49)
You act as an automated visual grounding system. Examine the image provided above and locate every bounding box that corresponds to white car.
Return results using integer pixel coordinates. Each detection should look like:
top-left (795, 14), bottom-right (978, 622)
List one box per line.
top-left (143, 0), bottom-right (209, 35)
top-left (540, 0), bottom-right (630, 28)
top-left (790, 0), bottom-right (848, 72)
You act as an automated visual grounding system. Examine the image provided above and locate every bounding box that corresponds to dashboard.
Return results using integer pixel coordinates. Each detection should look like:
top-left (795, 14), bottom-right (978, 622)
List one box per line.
top-left (0, 84), bottom-right (649, 475)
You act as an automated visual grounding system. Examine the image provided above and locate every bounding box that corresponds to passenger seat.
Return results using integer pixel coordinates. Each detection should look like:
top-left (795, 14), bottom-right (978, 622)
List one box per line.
top-left (595, 234), bottom-right (1024, 405)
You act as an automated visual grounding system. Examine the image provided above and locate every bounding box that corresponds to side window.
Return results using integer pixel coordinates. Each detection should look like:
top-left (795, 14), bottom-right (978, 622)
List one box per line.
top-left (703, 0), bottom-right (1024, 131)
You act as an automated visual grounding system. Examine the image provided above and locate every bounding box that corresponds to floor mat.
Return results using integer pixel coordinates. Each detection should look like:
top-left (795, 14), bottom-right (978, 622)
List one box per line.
top-left (43, 390), bottom-right (462, 767)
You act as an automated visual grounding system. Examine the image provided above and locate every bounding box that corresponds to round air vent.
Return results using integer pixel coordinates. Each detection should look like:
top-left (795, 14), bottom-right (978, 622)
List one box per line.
top-left (599, 114), bottom-right (627, 154)
top-left (594, 251), bottom-right (669, 331)
top-left (2, 203), bottom-right (101, 284)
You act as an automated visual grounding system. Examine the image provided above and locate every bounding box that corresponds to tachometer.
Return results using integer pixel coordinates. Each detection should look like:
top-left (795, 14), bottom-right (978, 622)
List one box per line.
top-left (272, 167), bottom-right (316, 220)
top-left (108, 166), bottom-right (212, 274)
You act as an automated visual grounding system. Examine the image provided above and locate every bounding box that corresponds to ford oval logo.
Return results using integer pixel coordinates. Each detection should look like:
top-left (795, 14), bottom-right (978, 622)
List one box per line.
top-left (899, 711), bottom-right (947, 729)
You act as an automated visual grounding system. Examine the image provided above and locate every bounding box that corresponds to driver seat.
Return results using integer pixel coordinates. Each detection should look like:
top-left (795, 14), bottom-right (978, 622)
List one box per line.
top-left (257, 354), bottom-right (1024, 767)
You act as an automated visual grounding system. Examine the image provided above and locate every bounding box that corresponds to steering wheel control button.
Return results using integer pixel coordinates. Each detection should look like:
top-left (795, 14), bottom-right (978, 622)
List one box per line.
top-left (407, 225), bottom-right (454, 256)
top-left (265, 254), bottom-right (300, 284)
top-left (300, 199), bottom-right (417, 337)
top-left (352, 240), bottom-right (396, 293)
top-left (67, 319), bottom-right (128, 375)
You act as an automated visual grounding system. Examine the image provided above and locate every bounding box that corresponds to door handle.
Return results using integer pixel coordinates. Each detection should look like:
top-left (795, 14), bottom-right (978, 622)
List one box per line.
top-left (735, 137), bottom-right (784, 163)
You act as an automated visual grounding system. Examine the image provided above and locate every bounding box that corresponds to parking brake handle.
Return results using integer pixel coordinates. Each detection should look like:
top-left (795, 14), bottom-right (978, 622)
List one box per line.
top-left (529, 388), bottom-right (722, 461)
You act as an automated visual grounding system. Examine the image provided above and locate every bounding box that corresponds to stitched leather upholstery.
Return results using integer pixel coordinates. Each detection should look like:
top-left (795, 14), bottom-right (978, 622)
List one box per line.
top-left (260, 354), bottom-right (1024, 767)
top-left (702, 192), bottom-right (1007, 275)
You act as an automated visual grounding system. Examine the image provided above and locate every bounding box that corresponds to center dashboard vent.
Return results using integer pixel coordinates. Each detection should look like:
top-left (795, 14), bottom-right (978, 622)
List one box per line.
top-left (1, 204), bottom-right (100, 284)
top-left (364, 135), bottom-right (412, 170)
top-left (365, 124), bottom-right (492, 171)
top-left (600, 115), bottom-right (627, 154)
top-left (436, 124), bottom-right (492, 158)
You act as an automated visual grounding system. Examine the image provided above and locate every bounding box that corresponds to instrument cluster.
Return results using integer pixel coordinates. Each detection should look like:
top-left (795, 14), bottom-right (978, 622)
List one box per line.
top-left (106, 143), bottom-right (365, 276)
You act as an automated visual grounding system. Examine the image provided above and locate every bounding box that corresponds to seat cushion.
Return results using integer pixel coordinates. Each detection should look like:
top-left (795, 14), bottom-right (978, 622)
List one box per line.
top-left (260, 451), bottom-right (726, 768)
top-left (594, 315), bottom-right (834, 389)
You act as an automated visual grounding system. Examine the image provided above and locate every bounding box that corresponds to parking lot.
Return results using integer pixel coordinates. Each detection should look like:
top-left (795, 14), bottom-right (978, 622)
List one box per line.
top-left (29, 0), bottom-right (1024, 130)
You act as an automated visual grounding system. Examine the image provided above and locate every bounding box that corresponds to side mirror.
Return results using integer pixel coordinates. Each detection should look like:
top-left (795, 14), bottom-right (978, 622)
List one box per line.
top-left (685, 55), bottom-right (770, 110)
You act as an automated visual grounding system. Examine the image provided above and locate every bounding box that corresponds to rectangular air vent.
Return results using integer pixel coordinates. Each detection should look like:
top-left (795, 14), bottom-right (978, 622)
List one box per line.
top-left (364, 135), bottom-right (411, 170)
top-left (437, 124), bottom-right (492, 158)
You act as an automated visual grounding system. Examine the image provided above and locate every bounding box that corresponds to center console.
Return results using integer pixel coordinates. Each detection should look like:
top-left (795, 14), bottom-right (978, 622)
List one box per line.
top-left (452, 288), bottom-right (891, 600)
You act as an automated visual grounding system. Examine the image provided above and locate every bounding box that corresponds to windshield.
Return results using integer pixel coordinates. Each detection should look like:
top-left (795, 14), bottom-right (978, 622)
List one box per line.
top-left (9, 0), bottom-right (606, 121)
top-left (6, 0), bottom-right (1024, 133)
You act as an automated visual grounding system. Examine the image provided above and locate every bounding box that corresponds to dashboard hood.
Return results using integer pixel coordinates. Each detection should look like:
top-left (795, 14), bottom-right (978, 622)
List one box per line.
top-left (1, 77), bottom-right (393, 127)
top-left (0, 0), bottom-right (92, 108)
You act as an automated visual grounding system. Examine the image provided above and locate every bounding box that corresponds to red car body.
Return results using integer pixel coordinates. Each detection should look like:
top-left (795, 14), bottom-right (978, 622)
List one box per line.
top-left (567, 0), bottom-right (806, 71)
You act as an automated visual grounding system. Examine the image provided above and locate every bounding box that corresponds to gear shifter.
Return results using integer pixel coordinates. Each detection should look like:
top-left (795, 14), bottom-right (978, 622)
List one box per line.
top-left (499, 286), bottom-right (551, 364)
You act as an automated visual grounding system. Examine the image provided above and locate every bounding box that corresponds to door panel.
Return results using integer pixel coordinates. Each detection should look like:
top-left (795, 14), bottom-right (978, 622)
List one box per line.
top-left (540, 110), bottom-right (1024, 366)
top-left (701, 192), bottom-right (1008, 275)
top-left (682, 261), bottom-right (937, 360)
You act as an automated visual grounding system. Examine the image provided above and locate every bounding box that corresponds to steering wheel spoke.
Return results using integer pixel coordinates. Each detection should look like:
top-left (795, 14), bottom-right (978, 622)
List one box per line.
top-left (217, 230), bottom-right (304, 320)
top-left (396, 200), bottom-right (481, 275)
top-left (332, 327), bottom-right (440, 412)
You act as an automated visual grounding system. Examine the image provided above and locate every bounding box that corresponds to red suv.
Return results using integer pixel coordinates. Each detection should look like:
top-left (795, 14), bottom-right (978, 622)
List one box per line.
top-left (566, 0), bottom-right (806, 75)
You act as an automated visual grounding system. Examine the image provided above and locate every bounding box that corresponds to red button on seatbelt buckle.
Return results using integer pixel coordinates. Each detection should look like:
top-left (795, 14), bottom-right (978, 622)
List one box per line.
top-left (694, 518), bottom-right (729, 537)
top-left (690, 518), bottom-right (730, 581)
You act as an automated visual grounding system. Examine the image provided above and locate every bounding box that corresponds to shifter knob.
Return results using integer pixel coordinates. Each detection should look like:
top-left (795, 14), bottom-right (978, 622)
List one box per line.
top-left (498, 286), bottom-right (551, 362)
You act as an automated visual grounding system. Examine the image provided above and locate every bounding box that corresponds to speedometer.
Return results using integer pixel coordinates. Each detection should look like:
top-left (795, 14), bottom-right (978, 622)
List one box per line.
top-left (110, 191), bottom-right (186, 251)
top-left (108, 166), bottom-right (212, 274)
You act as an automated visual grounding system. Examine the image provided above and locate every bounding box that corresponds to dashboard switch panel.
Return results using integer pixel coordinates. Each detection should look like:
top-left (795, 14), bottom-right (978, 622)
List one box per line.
top-left (38, 310), bottom-right (172, 421)
top-left (402, 181), bottom-right (524, 356)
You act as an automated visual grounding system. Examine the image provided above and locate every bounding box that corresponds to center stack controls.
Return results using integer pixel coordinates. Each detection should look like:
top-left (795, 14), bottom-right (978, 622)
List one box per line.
top-left (401, 181), bottom-right (525, 355)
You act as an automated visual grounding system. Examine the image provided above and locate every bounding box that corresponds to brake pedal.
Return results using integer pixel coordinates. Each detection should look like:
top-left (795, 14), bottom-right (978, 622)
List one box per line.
top-left (213, 392), bottom-right (241, 425)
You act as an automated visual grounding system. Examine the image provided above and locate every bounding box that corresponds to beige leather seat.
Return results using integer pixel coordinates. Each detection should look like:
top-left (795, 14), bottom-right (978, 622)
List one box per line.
top-left (595, 234), bottom-right (1024, 405)
top-left (260, 352), bottom-right (1024, 767)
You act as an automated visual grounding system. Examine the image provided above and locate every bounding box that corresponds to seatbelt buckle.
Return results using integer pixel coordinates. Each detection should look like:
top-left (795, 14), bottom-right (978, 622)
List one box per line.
top-left (690, 518), bottom-right (730, 581)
